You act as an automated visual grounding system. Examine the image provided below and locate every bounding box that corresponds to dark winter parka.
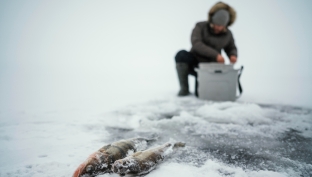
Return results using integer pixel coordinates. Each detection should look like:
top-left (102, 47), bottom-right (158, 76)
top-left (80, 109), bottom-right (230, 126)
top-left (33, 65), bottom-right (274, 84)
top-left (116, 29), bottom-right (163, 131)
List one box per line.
top-left (190, 2), bottom-right (238, 63)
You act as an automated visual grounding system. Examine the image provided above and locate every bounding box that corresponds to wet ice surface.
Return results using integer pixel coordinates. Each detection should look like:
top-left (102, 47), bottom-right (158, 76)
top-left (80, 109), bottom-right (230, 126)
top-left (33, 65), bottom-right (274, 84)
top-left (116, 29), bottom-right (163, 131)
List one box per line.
top-left (101, 97), bottom-right (312, 177)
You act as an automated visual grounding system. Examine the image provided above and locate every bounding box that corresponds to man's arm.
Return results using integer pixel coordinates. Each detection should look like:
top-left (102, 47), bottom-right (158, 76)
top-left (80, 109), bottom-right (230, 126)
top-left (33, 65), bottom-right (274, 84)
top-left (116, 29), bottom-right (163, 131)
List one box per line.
top-left (224, 31), bottom-right (238, 63)
top-left (191, 22), bottom-right (219, 60)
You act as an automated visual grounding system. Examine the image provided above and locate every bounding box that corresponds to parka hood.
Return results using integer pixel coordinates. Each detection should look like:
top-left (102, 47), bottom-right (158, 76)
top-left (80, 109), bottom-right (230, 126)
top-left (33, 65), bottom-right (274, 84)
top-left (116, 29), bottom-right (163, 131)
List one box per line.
top-left (208, 2), bottom-right (236, 27)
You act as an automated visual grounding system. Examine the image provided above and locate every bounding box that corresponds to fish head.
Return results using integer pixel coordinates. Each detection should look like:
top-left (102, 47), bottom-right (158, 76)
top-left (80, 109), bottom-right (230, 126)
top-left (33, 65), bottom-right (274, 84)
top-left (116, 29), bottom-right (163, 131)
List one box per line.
top-left (72, 152), bottom-right (111, 177)
top-left (112, 158), bottom-right (138, 176)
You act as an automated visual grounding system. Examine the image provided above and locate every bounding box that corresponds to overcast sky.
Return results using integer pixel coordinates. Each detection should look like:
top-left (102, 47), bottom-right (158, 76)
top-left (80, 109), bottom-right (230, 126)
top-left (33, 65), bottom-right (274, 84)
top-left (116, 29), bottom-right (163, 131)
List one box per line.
top-left (1, 0), bottom-right (312, 112)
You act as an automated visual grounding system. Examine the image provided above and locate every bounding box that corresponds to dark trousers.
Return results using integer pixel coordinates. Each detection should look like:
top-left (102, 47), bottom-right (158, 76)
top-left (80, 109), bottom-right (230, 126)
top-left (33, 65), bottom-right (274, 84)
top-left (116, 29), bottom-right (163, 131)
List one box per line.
top-left (175, 50), bottom-right (198, 96)
top-left (175, 50), bottom-right (198, 76)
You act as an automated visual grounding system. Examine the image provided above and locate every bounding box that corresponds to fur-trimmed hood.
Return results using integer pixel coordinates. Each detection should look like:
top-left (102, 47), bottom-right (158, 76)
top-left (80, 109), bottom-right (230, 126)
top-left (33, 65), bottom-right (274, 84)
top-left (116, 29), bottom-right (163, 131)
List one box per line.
top-left (208, 2), bottom-right (236, 27)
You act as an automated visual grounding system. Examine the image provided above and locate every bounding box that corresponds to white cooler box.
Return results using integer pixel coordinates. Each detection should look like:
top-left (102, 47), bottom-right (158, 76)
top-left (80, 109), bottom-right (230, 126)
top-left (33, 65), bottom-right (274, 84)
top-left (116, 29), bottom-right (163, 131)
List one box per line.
top-left (195, 63), bottom-right (243, 101)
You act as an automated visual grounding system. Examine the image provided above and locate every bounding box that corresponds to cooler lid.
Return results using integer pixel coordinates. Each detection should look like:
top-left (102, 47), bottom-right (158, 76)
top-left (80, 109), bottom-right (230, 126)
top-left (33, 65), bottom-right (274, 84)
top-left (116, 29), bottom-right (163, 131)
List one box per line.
top-left (198, 63), bottom-right (236, 74)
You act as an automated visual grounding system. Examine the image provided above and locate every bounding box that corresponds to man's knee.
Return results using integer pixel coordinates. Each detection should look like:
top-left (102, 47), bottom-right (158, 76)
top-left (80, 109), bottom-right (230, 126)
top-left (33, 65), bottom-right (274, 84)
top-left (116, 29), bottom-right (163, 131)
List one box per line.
top-left (175, 50), bottom-right (191, 63)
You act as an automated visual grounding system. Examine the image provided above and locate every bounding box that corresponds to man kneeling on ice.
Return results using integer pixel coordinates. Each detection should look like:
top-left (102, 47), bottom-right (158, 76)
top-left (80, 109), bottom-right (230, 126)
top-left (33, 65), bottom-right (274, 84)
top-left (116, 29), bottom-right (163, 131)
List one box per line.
top-left (175, 2), bottom-right (238, 96)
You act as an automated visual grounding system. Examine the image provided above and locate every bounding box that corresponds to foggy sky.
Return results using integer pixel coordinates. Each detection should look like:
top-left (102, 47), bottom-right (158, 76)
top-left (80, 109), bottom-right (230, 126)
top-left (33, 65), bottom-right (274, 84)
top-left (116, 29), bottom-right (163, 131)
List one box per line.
top-left (1, 0), bottom-right (312, 112)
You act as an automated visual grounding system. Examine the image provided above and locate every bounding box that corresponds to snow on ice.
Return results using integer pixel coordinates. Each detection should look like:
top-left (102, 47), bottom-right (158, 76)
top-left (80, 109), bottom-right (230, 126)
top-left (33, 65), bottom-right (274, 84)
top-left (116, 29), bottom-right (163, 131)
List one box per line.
top-left (1, 96), bottom-right (311, 177)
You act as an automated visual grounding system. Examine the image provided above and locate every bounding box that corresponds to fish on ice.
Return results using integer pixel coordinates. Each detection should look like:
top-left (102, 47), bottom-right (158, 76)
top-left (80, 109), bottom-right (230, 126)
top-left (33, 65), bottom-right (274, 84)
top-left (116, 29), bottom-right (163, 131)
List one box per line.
top-left (72, 137), bottom-right (153, 177)
top-left (112, 142), bottom-right (185, 176)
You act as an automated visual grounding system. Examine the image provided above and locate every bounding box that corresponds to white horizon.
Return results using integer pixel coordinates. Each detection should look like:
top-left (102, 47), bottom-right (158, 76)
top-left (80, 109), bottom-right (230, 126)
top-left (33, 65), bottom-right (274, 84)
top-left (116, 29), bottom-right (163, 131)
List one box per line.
top-left (1, 0), bottom-right (312, 113)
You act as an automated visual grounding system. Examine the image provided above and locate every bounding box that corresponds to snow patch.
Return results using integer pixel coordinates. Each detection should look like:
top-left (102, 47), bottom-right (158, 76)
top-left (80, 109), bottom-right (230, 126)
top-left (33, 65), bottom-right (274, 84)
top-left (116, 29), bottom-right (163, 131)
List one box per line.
top-left (196, 102), bottom-right (272, 125)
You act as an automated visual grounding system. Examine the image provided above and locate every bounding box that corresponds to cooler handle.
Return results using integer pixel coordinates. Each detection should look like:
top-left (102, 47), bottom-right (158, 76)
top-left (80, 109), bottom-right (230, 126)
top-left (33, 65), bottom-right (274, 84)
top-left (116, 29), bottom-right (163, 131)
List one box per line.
top-left (214, 70), bottom-right (222, 73)
top-left (236, 66), bottom-right (244, 98)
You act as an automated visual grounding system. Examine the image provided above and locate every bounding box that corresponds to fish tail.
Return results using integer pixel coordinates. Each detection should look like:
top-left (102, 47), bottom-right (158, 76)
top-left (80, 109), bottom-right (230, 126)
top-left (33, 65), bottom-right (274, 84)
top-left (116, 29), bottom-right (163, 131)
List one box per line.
top-left (173, 142), bottom-right (186, 148)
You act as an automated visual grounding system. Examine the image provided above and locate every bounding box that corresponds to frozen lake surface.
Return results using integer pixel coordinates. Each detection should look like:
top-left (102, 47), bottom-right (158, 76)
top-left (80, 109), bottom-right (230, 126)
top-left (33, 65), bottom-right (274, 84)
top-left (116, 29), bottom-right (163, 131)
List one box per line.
top-left (1, 97), bottom-right (311, 177)
top-left (100, 98), bottom-right (312, 177)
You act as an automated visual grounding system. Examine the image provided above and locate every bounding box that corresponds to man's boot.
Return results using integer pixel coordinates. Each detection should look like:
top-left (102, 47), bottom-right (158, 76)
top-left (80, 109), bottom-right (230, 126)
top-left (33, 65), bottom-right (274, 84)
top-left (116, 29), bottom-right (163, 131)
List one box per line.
top-left (176, 63), bottom-right (190, 96)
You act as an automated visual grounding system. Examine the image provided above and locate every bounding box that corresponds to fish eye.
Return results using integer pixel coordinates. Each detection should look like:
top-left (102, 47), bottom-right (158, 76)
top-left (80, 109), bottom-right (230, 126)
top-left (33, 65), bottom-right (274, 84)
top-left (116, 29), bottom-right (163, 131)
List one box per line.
top-left (86, 165), bottom-right (94, 172)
